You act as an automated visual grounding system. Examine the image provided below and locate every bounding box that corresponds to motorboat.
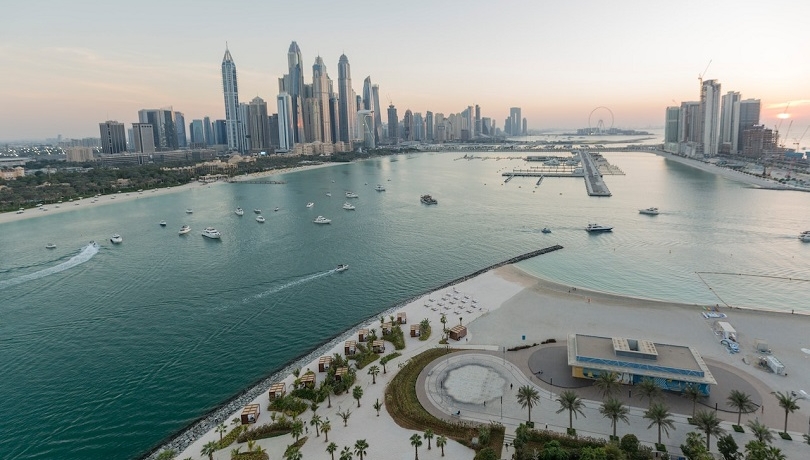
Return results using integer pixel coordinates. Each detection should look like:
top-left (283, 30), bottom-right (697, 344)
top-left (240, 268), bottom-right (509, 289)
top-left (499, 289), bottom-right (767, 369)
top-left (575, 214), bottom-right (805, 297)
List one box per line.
top-left (235, 207), bottom-right (244, 216)
top-left (639, 207), bottom-right (659, 215)
top-left (374, 184), bottom-right (386, 191)
top-left (256, 215), bottom-right (266, 223)
top-left (420, 195), bottom-right (438, 205)
top-left (274, 207), bottom-right (279, 212)
top-left (159, 221), bottom-right (167, 227)
top-left (585, 223), bottom-right (613, 233)
top-left (541, 227), bottom-right (551, 234)
top-left (336, 264), bottom-right (349, 272)
top-left (326, 192), bottom-right (332, 197)
top-left (46, 243), bottom-right (56, 249)
top-left (342, 202), bottom-right (356, 210)
top-left (801, 233), bottom-right (810, 242)
top-left (186, 209), bottom-right (193, 214)
top-left (253, 209), bottom-right (261, 214)
top-left (179, 225), bottom-right (191, 235)
top-left (345, 191), bottom-right (359, 198)
top-left (313, 216), bottom-right (331, 224)
top-left (306, 202), bottom-right (315, 208)
top-left (110, 234), bottom-right (123, 244)
top-left (201, 227), bottom-right (221, 239)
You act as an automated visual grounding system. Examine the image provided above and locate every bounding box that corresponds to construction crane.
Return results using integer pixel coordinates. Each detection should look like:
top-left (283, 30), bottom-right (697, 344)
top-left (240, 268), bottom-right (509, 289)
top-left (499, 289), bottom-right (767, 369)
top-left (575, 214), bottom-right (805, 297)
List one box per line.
top-left (776, 102), bottom-right (791, 133)
top-left (698, 60), bottom-right (712, 87)
top-left (795, 125), bottom-right (809, 152)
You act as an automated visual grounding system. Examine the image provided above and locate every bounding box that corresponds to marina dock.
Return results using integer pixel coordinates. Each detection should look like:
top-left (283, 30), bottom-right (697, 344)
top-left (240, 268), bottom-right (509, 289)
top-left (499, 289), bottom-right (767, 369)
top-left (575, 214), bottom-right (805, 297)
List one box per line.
top-left (500, 150), bottom-right (613, 196)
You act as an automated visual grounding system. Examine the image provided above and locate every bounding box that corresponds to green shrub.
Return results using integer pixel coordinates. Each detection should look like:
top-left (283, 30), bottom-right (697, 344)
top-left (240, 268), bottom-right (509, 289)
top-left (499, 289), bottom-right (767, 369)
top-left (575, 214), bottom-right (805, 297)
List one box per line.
top-left (284, 436), bottom-right (308, 456)
top-left (474, 447), bottom-right (499, 460)
top-left (566, 428), bottom-right (577, 437)
top-left (213, 425), bottom-right (244, 450)
top-left (237, 420), bottom-right (293, 442)
top-left (383, 326), bottom-right (406, 350)
top-left (732, 424), bottom-right (744, 433)
top-left (380, 352), bottom-right (401, 365)
top-left (232, 452), bottom-right (269, 460)
top-left (290, 387), bottom-right (324, 402)
top-left (779, 432), bottom-right (792, 440)
top-left (419, 324), bottom-right (431, 341)
top-left (655, 443), bottom-right (667, 452)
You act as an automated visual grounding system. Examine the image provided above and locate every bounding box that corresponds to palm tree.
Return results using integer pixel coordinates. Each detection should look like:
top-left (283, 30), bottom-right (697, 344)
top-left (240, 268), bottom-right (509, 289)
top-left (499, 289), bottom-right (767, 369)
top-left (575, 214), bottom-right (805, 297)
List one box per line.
top-left (555, 390), bottom-right (586, 430)
top-left (423, 429), bottom-right (434, 449)
top-left (291, 418), bottom-right (304, 442)
top-left (440, 313), bottom-right (447, 332)
top-left (310, 414), bottom-right (322, 437)
top-left (436, 435), bottom-right (447, 457)
top-left (643, 402), bottom-right (676, 445)
top-left (420, 318), bottom-right (430, 335)
top-left (231, 417), bottom-right (240, 427)
top-left (593, 372), bottom-right (620, 399)
top-left (322, 418), bottom-right (332, 442)
top-left (373, 398), bottom-right (383, 416)
top-left (516, 385), bottom-right (541, 423)
top-left (367, 365), bottom-right (380, 384)
top-left (354, 439), bottom-right (369, 460)
top-left (747, 418), bottom-right (774, 444)
top-left (682, 384), bottom-right (704, 417)
top-left (599, 397), bottom-right (630, 438)
top-left (323, 383), bottom-right (334, 408)
top-left (284, 447), bottom-right (302, 460)
top-left (230, 447), bottom-right (242, 458)
top-left (215, 422), bottom-right (227, 441)
top-left (772, 391), bottom-right (800, 434)
top-left (410, 433), bottom-right (423, 460)
top-left (727, 389), bottom-right (757, 426)
top-left (326, 442), bottom-right (338, 460)
top-left (338, 409), bottom-right (352, 427)
top-left (200, 441), bottom-right (218, 460)
top-left (246, 440), bottom-right (256, 452)
top-left (636, 378), bottom-right (662, 407)
top-left (692, 409), bottom-right (725, 451)
top-left (353, 385), bottom-right (364, 407)
top-left (340, 446), bottom-right (353, 460)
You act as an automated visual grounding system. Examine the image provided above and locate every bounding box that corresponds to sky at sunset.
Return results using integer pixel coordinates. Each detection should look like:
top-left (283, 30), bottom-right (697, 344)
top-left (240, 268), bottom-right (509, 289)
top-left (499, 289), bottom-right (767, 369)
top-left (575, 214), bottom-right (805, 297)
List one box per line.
top-left (2, 0), bottom-right (809, 145)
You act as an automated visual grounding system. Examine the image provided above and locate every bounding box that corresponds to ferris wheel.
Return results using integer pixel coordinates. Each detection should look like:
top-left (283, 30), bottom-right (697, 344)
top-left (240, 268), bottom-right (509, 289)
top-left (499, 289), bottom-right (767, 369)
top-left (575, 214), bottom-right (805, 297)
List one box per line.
top-left (588, 107), bottom-right (614, 135)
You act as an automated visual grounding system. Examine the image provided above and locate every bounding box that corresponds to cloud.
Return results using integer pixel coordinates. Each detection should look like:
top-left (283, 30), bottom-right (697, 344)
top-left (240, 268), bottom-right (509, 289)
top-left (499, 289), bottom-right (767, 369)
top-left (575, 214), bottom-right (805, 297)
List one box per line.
top-left (766, 100), bottom-right (810, 110)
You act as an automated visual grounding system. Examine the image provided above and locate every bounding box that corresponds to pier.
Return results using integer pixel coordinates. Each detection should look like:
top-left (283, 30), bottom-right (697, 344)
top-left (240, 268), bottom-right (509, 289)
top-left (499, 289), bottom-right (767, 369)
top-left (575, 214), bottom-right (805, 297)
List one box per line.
top-left (500, 150), bottom-right (614, 197)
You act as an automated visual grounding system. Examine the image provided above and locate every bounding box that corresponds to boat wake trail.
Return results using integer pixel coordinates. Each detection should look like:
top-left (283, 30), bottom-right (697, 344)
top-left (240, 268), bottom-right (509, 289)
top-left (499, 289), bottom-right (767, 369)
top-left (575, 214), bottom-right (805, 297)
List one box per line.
top-left (242, 269), bottom-right (336, 303)
top-left (0, 243), bottom-right (100, 290)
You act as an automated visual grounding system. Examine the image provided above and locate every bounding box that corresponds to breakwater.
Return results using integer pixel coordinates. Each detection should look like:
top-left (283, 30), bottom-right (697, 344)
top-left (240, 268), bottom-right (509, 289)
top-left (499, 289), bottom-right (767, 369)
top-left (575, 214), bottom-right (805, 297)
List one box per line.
top-left (139, 245), bottom-right (563, 459)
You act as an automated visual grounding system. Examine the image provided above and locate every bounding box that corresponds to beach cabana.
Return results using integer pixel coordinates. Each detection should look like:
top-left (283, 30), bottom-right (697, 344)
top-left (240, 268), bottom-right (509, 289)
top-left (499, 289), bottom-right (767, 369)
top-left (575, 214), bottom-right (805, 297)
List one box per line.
top-left (449, 325), bottom-right (467, 341)
top-left (268, 382), bottom-right (286, 400)
top-left (358, 328), bottom-right (369, 342)
top-left (298, 372), bottom-right (316, 388)
top-left (318, 356), bottom-right (332, 372)
top-left (344, 340), bottom-right (357, 356)
top-left (381, 322), bottom-right (393, 334)
top-left (372, 340), bottom-right (386, 353)
top-left (410, 324), bottom-right (421, 337)
top-left (334, 366), bottom-right (348, 381)
top-left (397, 312), bottom-right (407, 324)
top-left (240, 404), bottom-right (260, 424)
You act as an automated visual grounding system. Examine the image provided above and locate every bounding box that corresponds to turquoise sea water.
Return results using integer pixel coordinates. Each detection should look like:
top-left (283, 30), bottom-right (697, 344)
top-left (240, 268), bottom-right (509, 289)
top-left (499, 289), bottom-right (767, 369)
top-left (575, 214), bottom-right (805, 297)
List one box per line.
top-left (1, 151), bottom-right (809, 459)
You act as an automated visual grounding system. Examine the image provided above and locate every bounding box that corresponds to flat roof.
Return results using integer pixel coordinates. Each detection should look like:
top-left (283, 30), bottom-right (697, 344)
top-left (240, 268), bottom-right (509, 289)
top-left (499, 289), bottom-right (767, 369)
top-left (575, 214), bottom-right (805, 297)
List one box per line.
top-left (568, 334), bottom-right (716, 385)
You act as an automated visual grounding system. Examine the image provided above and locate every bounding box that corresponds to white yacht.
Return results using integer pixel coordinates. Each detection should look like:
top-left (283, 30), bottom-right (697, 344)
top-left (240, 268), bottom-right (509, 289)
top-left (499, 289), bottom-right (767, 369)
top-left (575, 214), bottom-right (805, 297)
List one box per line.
top-left (274, 207), bottom-right (279, 212)
top-left (256, 215), bottom-right (266, 223)
top-left (235, 207), bottom-right (244, 216)
top-left (306, 202), bottom-right (315, 208)
top-left (201, 227), bottom-right (221, 239)
top-left (345, 191), bottom-right (359, 198)
top-left (342, 202), bottom-right (356, 210)
top-left (253, 209), bottom-right (261, 214)
top-left (186, 209), bottom-right (193, 214)
top-left (336, 264), bottom-right (349, 272)
top-left (110, 234), bottom-right (123, 244)
top-left (179, 225), bottom-right (191, 235)
top-left (159, 221), bottom-right (167, 227)
top-left (585, 223), bottom-right (613, 233)
top-left (639, 207), bottom-right (659, 215)
top-left (46, 243), bottom-right (56, 249)
top-left (374, 184), bottom-right (386, 191)
top-left (326, 192), bottom-right (332, 197)
top-left (313, 216), bottom-right (332, 224)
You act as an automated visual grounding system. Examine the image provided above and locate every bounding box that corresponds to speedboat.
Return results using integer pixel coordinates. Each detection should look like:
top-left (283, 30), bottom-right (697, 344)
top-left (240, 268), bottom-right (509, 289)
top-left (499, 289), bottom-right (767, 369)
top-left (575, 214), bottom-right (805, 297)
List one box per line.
top-left (342, 202), bottom-right (356, 210)
top-left (179, 225), bottom-right (191, 235)
top-left (336, 264), bottom-right (349, 272)
top-left (235, 208), bottom-right (244, 216)
top-left (639, 207), bottom-right (659, 215)
top-left (306, 202), bottom-right (314, 208)
top-left (326, 192), bottom-right (332, 197)
top-left (801, 234), bottom-right (810, 243)
top-left (253, 209), bottom-right (261, 214)
top-left (46, 243), bottom-right (56, 249)
top-left (274, 207), bottom-right (279, 212)
top-left (256, 215), bottom-right (266, 223)
top-left (420, 195), bottom-right (438, 205)
top-left (374, 184), bottom-right (386, 192)
top-left (186, 209), bottom-right (193, 214)
top-left (345, 191), bottom-right (359, 198)
top-left (201, 227), bottom-right (221, 239)
top-left (541, 227), bottom-right (551, 234)
top-left (313, 216), bottom-right (331, 224)
top-left (110, 234), bottom-right (123, 244)
top-left (159, 221), bottom-right (167, 227)
top-left (585, 223), bottom-right (613, 233)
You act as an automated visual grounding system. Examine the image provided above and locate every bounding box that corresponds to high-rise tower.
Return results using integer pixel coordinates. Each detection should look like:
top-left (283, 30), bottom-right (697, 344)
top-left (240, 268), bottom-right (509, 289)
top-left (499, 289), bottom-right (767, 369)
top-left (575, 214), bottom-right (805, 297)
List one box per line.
top-left (509, 108), bottom-right (522, 136)
top-left (337, 54), bottom-right (355, 143)
top-left (286, 42), bottom-right (305, 144)
top-left (371, 84), bottom-right (383, 145)
top-left (277, 93), bottom-right (294, 152)
top-left (387, 104), bottom-right (398, 144)
top-left (312, 56), bottom-right (332, 143)
top-left (221, 46), bottom-right (241, 152)
top-left (699, 79), bottom-right (721, 157)
top-left (719, 91), bottom-right (741, 154)
top-left (99, 120), bottom-right (126, 154)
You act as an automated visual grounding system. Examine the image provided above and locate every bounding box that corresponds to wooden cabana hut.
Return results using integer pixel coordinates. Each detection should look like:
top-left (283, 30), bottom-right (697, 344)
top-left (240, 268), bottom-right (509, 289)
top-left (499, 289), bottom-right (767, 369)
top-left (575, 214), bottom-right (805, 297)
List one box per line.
top-left (268, 382), bottom-right (286, 400)
top-left (334, 366), bottom-right (349, 381)
top-left (298, 372), bottom-right (316, 388)
top-left (410, 324), bottom-right (421, 337)
top-left (396, 312), bottom-right (407, 324)
top-left (381, 322), bottom-right (393, 334)
top-left (344, 340), bottom-right (357, 356)
top-left (449, 324), bottom-right (468, 341)
top-left (318, 356), bottom-right (332, 372)
top-left (372, 340), bottom-right (386, 353)
top-left (358, 328), bottom-right (369, 342)
top-left (240, 404), bottom-right (260, 424)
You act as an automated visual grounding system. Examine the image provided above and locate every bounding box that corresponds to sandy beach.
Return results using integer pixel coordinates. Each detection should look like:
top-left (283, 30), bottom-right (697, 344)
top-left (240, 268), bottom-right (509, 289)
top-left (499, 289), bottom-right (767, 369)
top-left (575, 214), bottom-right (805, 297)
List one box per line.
top-left (166, 261), bottom-right (810, 459)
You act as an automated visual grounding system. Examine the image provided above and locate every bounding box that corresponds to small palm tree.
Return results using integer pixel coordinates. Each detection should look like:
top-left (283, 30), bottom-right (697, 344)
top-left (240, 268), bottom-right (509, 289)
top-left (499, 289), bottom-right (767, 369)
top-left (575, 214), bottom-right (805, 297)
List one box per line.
top-left (339, 445), bottom-right (353, 460)
top-left (727, 389), bottom-right (757, 426)
top-left (323, 383), bottom-right (334, 408)
top-left (231, 417), bottom-right (240, 427)
top-left (516, 385), bottom-right (541, 423)
top-left (200, 441), bottom-right (218, 460)
top-left (215, 422), bottom-right (227, 441)
top-left (643, 402), bottom-right (676, 445)
top-left (555, 390), bottom-right (586, 430)
top-left (747, 418), bottom-right (774, 443)
top-left (368, 365), bottom-right (380, 384)
top-left (373, 398), bottom-right (383, 416)
top-left (284, 447), bottom-right (302, 460)
top-left (423, 429), bottom-right (434, 449)
top-left (354, 439), bottom-right (369, 460)
top-left (692, 409), bottom-right (725, 451)
top-left (594, 371), bottom-right (621, 399)
top-left (682, 384), bottom-right (704, 417)
top-left (310, 413), bottom-right (322, 437)
top-left (230, 447), bottom-right (241, 458)
top-left (246, 439), bottom-right (256, 452)
top-left (291, 418), bottom-right (304, 442)
top-left (772, 391), bottom-right (800, 434)
top-left (436, 435), bottom-right (447, 457)
top-left (599, 397), bottom-right (630, 438)
top-left (636, 378), bottom-right (662, 407)
top-left (322, 418), bottom-right (332, 442)
top-left (440, 313), bottom-right (447, 332)
top-left (326, 442), bottom-right (338, 460)
top-left (338, 409), bottom-right (352, 427)
top-left (353, 385), bottom-right (364, 407)
top-left (410, 433), bottom-right (423, 460)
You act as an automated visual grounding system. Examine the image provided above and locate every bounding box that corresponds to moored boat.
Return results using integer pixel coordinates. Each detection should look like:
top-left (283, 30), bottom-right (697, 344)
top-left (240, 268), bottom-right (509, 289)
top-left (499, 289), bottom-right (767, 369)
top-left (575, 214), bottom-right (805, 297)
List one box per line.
top-left (256, 215), bottom-right (266, 223)
top-left (374, 184), bottom-right (385, 191)
top-left (541, 227), bottom-right (551, 234)
top-left (201, 227), bottom-right (221, 239)
top-left (345, 191), bottom-right (359, 198)
top-left (585, 223), bottom-right (613, 233)
top-left (179, 225), bottom-right (191, 235)
top-left (110, 234), bottom-right (123, 244)
top-left (306, 202), bottom-right (314, 208)
top-left (159, 221), bottom-right (167, 227)
top-left (235, 208), bottom-right (244, 216)
top-left (639, 207), bottom-right (659, 215)
top-left (342, 202), bottom-right (356, 210)
top-left (313, 216), bottom-right (331, 224)
top-left (186, 209), bottom-right (193, 214)
top-left (46, 243), bottom-right (56, 249)
top-left (420, 195), bottom-right (438, 205)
